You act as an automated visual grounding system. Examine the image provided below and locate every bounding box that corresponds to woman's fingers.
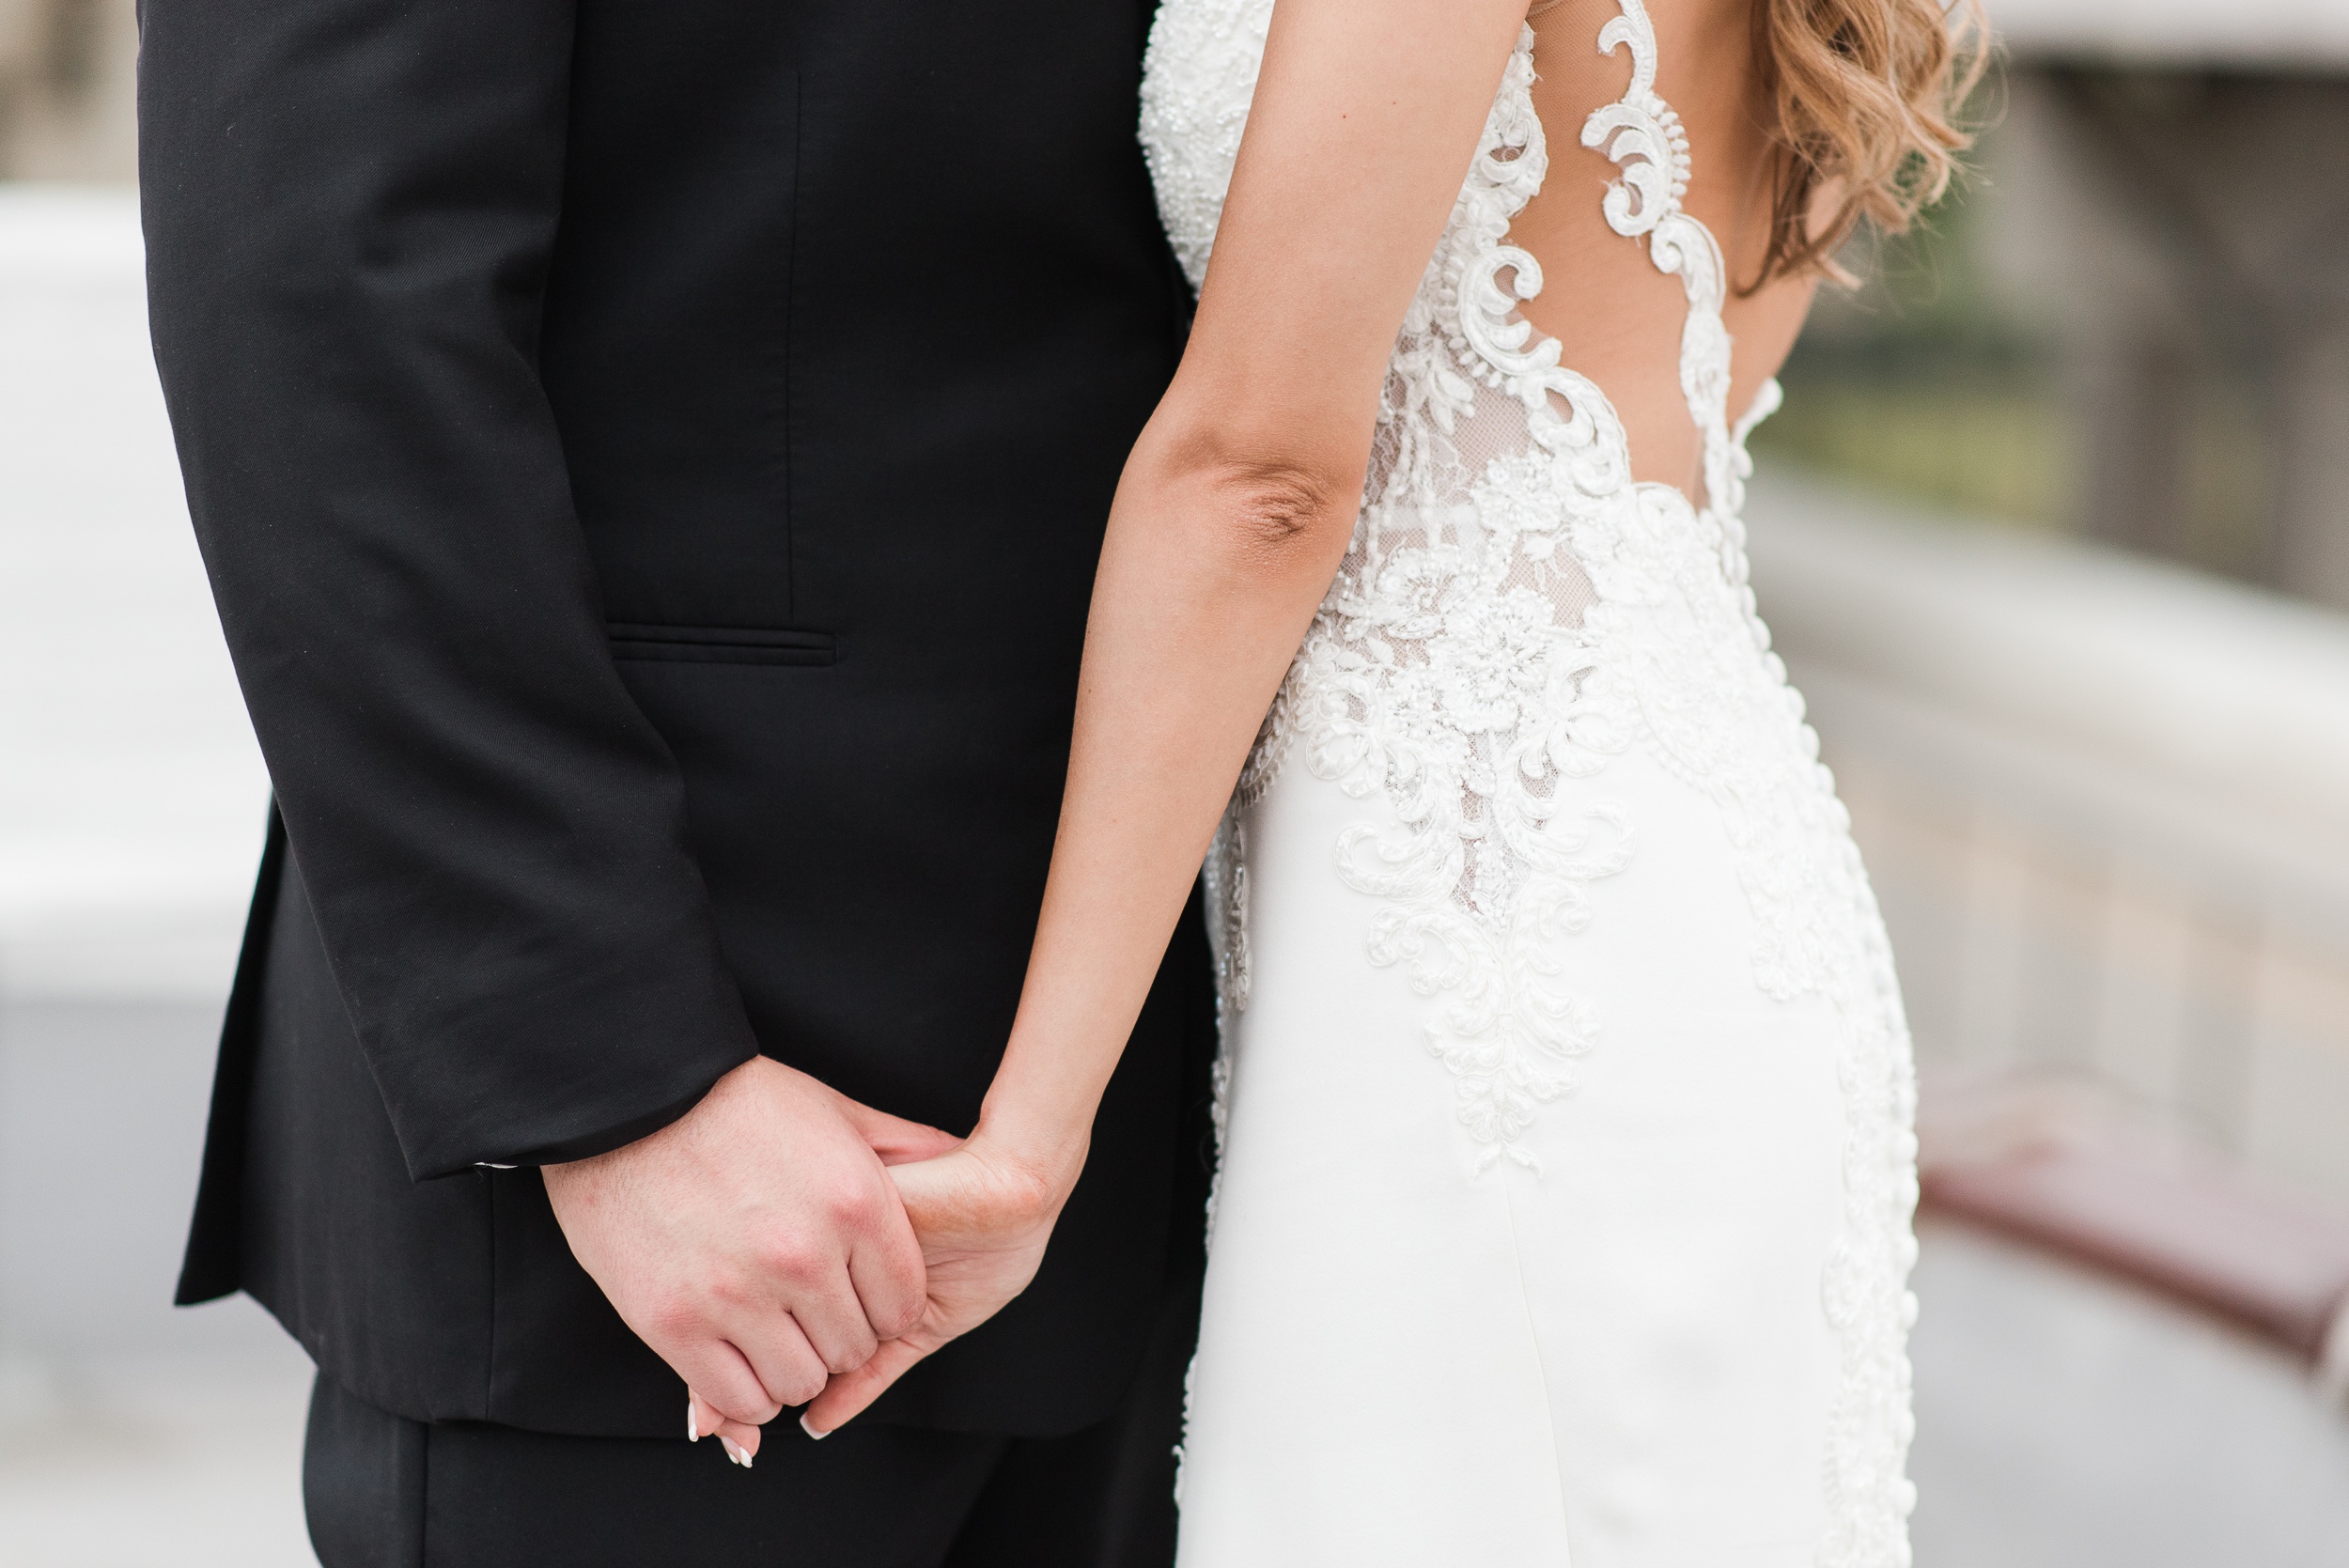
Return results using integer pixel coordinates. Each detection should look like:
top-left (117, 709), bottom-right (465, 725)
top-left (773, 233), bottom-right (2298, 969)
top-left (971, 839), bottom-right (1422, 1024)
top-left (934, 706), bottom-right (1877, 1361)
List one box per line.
top-left (687, 1389), bottom-right (765, 1467)
top-left (800, 1334), bottom-right (940, 1437)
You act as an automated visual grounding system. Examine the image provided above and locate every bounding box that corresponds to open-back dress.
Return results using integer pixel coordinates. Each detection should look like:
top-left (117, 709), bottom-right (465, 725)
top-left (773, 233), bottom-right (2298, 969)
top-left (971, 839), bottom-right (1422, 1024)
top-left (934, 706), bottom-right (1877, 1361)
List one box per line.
top-left (1139, 2), bottom-right (1922, 1562)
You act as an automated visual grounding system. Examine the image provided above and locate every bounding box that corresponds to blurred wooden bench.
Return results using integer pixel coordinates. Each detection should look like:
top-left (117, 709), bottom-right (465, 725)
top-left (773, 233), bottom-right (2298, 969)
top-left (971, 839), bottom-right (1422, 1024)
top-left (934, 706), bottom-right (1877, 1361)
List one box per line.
top-left (1918, 1069), bottom-right (2349, 1402)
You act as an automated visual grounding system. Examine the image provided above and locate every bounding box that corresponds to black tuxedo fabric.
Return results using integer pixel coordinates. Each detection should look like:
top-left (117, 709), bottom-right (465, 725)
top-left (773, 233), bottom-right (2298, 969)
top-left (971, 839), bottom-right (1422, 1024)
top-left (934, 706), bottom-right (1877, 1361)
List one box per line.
top-left (143, 0), bottom-right (1212, 1439)
top-left (301, 1251), bottom-right (1201, 1567)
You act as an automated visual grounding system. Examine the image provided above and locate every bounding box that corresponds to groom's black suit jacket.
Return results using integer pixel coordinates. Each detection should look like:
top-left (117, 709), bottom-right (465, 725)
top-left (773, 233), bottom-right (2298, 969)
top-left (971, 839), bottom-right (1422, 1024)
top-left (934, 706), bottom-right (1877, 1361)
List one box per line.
top-left (142, 0), bottom-right (1214, 1438)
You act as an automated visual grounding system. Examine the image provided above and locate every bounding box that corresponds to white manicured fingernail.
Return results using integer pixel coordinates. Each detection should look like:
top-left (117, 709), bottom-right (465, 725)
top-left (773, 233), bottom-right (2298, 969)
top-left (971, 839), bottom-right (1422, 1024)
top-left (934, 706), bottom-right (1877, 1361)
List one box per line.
top-left (687, 1403), bottom-right (701, 1442)
top-left (800, 1415), bottom-right (830, 1441)
top-left (721, 1436), bottom-right (753, 1467)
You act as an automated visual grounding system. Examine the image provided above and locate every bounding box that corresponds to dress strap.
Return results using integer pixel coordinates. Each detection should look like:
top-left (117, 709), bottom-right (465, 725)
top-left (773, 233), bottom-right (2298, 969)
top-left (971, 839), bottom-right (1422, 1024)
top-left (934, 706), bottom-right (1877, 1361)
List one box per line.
top-left (1577, 0), bottom-right (1739, 513)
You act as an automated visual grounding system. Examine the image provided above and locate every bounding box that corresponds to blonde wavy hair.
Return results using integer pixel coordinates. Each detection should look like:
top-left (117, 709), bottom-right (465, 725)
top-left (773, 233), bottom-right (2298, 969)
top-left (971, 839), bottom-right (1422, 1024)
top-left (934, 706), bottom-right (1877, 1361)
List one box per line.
top-left (1751, 0), bottom-right (1989, 287)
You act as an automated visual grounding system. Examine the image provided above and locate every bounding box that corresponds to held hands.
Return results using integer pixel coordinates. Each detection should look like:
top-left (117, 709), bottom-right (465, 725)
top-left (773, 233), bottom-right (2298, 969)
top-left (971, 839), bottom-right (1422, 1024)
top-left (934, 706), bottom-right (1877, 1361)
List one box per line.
top-left (541, 1057), bottom-right (961, 1466)
top-left (544, 1054), bottom-right (1081, 1467)
top-left (689, 1130), bottom-right (1073, 1461)
top-left (799, 1130), bottom-right (1074, 1437)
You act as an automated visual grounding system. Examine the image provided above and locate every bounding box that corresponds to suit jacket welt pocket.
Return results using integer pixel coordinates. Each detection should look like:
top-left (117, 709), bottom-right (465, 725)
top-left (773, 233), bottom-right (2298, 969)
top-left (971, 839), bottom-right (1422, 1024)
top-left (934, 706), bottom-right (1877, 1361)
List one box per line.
top-left (606, 622), bottom-right (836, 667)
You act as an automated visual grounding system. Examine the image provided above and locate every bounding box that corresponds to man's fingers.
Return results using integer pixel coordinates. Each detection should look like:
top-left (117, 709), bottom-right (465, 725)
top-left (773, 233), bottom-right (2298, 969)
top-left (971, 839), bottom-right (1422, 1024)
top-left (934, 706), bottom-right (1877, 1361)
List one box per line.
top-left (846, 1200), bottom-right (929, 1343)
top-left (785, 1277), bottom-right (882, 1377)
top-left (658, 1334), bottom-right (781, 1429)
top-left (727, 1312), bottom-right (833, 1413)
top-left (767, 1172), bottom-right (907, 1374)
top-left (801, 1334), bottom-right (938, 1437)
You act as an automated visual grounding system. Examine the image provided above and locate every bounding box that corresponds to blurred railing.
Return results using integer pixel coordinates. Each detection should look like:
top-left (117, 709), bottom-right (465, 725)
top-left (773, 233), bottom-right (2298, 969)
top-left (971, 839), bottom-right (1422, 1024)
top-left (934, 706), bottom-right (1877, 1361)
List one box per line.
top-left (1747, 466), bottom-right (2349, 1386)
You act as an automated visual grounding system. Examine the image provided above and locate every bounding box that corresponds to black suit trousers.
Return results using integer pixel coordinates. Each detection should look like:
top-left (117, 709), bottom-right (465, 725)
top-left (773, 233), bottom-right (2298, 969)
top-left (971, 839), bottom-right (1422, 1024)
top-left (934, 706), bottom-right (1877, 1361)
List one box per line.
top-left (303, 1255), bottom-right (1203, 1568)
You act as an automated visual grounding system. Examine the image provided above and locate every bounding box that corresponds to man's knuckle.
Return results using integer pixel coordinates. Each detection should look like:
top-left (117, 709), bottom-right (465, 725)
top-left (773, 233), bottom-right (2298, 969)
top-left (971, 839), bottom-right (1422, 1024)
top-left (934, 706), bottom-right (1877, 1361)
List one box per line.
top-left (820, 1179), bottom-right (876, 1229)
top-left (876, 1296), bottom-right (924, 1340)
top-left (760, 1235), bottom-right (820, 1283)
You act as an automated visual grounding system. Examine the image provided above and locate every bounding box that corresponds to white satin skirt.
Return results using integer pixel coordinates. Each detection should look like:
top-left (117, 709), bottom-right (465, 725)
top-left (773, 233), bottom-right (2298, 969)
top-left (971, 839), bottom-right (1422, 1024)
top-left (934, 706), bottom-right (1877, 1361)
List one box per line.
top-left (1174, 740), bottom-right (1874, 1567)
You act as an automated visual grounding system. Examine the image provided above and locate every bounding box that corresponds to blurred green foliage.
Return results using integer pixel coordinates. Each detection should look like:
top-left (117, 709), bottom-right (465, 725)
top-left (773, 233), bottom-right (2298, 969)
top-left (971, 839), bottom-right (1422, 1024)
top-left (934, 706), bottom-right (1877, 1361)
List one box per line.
top-left (1754, 170), bottom-right (2271, 581)
top-left (1754, 179), bottom-right (2077, 526)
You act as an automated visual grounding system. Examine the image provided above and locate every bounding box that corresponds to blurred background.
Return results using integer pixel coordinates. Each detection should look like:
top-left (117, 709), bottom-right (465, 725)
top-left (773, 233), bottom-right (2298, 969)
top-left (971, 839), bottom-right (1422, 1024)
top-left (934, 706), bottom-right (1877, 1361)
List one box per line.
top-left (3, 0), bottom-right (2347, 1562)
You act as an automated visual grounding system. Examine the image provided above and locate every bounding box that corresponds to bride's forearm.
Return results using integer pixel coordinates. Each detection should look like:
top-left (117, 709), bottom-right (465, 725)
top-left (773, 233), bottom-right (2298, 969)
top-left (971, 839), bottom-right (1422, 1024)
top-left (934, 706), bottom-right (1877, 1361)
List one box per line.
top-left (973, 405), bottom-right (1361, 1191)
top-left (977, 0), bottom-right (1525, 1191)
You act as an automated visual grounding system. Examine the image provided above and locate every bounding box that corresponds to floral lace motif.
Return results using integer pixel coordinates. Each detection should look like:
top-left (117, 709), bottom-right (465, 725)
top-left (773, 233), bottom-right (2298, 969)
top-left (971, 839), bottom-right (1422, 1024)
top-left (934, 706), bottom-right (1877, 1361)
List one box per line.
top-left (1143, 2), bottom-right (1918, 1560)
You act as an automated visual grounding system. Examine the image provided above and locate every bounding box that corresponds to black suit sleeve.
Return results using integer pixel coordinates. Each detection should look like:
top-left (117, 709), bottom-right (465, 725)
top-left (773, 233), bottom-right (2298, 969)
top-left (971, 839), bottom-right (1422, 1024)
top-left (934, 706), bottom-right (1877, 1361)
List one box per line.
top-left (138, 0), bottom-right (761, 1178)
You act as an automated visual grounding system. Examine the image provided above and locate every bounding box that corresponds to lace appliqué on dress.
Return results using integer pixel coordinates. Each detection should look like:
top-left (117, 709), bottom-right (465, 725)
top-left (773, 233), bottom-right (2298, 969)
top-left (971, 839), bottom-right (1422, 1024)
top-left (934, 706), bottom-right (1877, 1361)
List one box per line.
top-left (1253, 35), bottom-right (1643, 1176)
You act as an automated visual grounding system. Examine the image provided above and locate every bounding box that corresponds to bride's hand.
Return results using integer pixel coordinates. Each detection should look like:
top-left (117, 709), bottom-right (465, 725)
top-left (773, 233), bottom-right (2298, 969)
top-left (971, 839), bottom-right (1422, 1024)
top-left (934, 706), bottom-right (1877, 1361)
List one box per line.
top-left (798, 1131), bottom-right (1075, 1437)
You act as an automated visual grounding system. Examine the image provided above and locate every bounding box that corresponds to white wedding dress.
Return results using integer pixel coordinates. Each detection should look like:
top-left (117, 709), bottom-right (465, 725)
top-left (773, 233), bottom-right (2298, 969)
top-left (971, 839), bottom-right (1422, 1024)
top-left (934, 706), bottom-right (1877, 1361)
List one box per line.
top-left (1140, 3), bottom-right (1921, 1563)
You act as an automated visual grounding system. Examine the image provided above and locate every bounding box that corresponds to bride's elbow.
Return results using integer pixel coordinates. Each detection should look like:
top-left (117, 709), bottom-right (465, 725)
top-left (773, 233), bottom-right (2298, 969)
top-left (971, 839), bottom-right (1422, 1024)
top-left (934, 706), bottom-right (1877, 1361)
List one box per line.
top-left (1207, 457), bottom-right (1355, 561)
top-left (1140, 419), bottom-right (1361, 567)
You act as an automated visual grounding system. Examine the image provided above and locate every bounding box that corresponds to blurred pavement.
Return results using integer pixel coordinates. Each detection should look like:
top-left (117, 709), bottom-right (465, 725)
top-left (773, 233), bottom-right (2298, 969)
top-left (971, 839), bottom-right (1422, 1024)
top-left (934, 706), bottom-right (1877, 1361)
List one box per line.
top-left (1909, 1221), bottom-right (2349, 1567)
top-left (0, 184), bottom-right (306, 1565)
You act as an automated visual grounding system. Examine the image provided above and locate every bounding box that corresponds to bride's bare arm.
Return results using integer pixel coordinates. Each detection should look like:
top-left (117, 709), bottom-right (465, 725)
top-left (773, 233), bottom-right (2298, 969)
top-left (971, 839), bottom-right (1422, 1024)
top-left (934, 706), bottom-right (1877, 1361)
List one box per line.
top-left (985, 0), bottom-right (1536, 1179)
top-left (799, 0), bottom-right (1531, 1435)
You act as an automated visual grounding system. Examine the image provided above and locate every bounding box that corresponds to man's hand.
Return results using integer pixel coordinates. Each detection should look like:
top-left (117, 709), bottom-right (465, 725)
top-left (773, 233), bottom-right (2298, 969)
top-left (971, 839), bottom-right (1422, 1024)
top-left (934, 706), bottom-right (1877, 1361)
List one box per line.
top-left (542, 1057), bottom-right (959, 1465)
top-left (799, 1134), bottom-right (1072, 1436)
